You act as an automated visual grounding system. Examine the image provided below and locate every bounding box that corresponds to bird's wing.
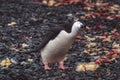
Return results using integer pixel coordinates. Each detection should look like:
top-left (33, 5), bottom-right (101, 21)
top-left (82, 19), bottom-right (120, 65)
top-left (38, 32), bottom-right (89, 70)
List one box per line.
top-left (38, 27), bottom-right (64, 49)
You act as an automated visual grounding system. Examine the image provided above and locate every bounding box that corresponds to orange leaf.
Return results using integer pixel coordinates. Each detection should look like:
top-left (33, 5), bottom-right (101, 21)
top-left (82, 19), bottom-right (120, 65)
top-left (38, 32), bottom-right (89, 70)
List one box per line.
top-left (75, 36), bottom-right (83, 40)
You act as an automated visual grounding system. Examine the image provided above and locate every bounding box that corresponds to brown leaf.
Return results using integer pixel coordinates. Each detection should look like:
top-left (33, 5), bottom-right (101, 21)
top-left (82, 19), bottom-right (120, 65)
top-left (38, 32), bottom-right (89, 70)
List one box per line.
top-left (0, 58), bottom-right (12, 68)
top-left (102, 36), bottom-right (112, 42)
top-left (85, 42), bottom-right (97, 48)
top-left (48, 0), bottom-right (56, 6)
top-left (112, 42), bottom-right (120, 49)
top-left (42, 0), bottom-right (48, 5)
top-left (85, 35), bottom-right (96, 41)
top-left (76, 62), bottom-right (99, 72)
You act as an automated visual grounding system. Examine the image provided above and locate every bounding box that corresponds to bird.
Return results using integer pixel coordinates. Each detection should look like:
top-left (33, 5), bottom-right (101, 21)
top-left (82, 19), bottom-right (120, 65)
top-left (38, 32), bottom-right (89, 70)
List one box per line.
top-left (18, 21), bottom-right (85, 70)
top-left (39, 21), bottom-right (85, 70)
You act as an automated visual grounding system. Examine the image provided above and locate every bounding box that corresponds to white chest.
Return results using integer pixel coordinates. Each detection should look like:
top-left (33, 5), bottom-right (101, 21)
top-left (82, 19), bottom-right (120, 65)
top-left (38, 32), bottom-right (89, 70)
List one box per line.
top-left (41, 31), bottom-right (74, 53)
top-left (41, 31), bottom-right (74, 63)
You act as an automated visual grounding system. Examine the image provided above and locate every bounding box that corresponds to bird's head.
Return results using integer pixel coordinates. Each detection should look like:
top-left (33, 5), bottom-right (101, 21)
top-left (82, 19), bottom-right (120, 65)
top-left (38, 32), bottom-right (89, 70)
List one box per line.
top-left (72, 21), bottom-right (86, 31)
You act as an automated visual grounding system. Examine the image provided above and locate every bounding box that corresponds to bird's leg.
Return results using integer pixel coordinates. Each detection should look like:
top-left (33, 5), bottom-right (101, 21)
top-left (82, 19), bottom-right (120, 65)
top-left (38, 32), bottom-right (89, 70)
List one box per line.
top-left (44, 63), bottom-right (51, 70)
top-left (58, 61), bottom-right (67, 70)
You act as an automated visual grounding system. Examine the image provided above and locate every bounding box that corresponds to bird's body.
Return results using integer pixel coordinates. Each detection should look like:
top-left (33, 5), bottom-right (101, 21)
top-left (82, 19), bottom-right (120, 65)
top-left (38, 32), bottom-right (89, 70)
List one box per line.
top-left (41, 30), bottom-right (74, 64)
top-left (39, 21), bottom-right (84, 70)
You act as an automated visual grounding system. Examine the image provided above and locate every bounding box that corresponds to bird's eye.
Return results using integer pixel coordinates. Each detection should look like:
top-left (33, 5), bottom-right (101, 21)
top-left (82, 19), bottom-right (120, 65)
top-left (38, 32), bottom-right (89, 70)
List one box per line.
top-left (81, 25), bottom-right (84, 28)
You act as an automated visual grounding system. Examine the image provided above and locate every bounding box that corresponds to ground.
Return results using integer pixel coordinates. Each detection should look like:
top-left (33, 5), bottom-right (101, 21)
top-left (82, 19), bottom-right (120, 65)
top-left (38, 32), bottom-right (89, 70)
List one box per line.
top-left (0, 0), bottom-right (120, 80)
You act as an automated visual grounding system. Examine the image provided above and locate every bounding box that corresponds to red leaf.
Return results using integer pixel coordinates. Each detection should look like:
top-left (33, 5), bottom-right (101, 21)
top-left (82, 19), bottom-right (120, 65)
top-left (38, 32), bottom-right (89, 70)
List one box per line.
top-left (33, 0), bottom-right (41, 4)
top-left (106, 50), bottom-right (119, 57)
top-left (95, 58), bottom-right (103, 64)
top-left (75, 36), bottom-right (83, 40)
top-left (95, 57), bottom-right (111, 64)
top-left (112, 50), bottom-right (119, 55)
top-left (93, 24), bottom-right (106, 30)
top-left (113, 32), bottom-right (120, 37)
top-left (22, 35), bottom-right (29, 40)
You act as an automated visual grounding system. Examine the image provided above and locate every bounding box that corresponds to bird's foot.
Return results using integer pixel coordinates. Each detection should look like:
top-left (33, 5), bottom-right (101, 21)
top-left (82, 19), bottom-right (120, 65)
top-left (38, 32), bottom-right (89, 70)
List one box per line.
top-left (58, 64), bottom-right (68, 70)
top-left (44, 64), bottom-right (51, 70)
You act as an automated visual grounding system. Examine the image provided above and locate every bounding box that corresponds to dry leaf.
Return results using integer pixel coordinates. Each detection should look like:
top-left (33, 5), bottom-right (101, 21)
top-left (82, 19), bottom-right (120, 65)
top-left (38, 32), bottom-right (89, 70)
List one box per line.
top-left (96, 36), bottom-right (106, 39)
top-left (28, 58), bottom-right (33, 63)
top-left (85, 42), bottom-right (97, 48)
top-left (76, 62), bottom-right (99, 72)
top-left (22, 35), bottom-right (29, 40)
top-left (105, 50), bottom-right (119, 61)
top-left (76, 36), bottom-right (83, 40)
top-left (0, 58), bottom-right (12, 68)
top-left (102, 36), bottom-right (112, 42)
top-left (113, 32), bottom-right (120, 37)
top-left (94, 48), bottom-right (101, 52)
top-left (48, 0), bottom-right (56, 6)
top-left (42, 0), bottom-right (48, 5)
top-left (107, 16), bottom-right (114, 20)
top-left (22, 43), bottom-right (29, 48)
top-left (83, 49), bottom-right (94, 54)
top-left (84, 7), bottom-right (92, 11)
top-left (11, 46), bottom-right (19, 51)
top-left (80, 16), bottom-right (86, 20)
top-left (84, 26), bottom-right (90, 31)
top-left (85, 35), bottom-right (96, 41)
top-left (112, 42), bottom-right (120, 49)
top-left (8, 22), bottom-right (16, 26)
top-left (93, 24), bottom-right (107, 30)
top-left (95, 57), bottom-right (111, 64)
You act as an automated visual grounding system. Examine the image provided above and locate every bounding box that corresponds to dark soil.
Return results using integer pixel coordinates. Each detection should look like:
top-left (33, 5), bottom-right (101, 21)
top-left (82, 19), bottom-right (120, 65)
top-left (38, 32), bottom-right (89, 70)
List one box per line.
top-left (0, 0), bottom-right (120, 80)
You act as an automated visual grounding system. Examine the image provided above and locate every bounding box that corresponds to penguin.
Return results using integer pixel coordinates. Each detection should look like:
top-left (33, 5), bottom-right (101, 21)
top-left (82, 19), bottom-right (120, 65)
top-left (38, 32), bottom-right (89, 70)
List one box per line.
top-left (39, 21), bottom-right (85, 70)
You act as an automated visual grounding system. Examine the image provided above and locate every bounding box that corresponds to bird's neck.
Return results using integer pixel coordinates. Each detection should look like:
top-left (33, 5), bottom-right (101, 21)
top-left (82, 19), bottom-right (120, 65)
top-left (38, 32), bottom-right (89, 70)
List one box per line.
top-left (69, 27), bottom-right (79, 37)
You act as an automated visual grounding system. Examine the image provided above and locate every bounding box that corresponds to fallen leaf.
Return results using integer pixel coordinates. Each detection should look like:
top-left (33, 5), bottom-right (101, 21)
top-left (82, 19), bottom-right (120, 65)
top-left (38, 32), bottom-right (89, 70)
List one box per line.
top-left (85, 35), bottom-right (96, 41)
top-left (105, 50), bottom-right (119, 61)
top-left (95, 57), bottom-right (111, 64)
top-left (112, 42), bottom-right (120, 49)
top-left (42, 0), bottom-right (48, 5)
top-left (75, 36), bottom-right (83, 40)
top-left (28, 58), bottom-right (33, 63)
top-left (11, 46), bottom-right (19, 51)
top-left (22, 35), bottom-right (29, 40)
top-left (102, 36), bottom-right (112, 42)
top-left (96, 36), bottom-right (106, 39)
top-left (93, 24), bottom-right (107, 30)
top-left (113, 32), bottom-right (120, 37)
top-left (80, 16), bottom-right (86, 20)
top-left (84, 26), bottom-right (90, 31)
top-left (22, 43), bottom-right (29, 48)
top-left (76, 62), bottom-right (99, 72)
top-left (85, 42), bottom-right (97, 48)
top-left (0, 58), bottom-right (12, 68)
top-left (84, 7), bottom-right (92, 11)
top-left (83, 49), bottom-right (94, 54)
top-left (48, 0), bottom-right (56, 6)
top-left (8, 22), bottom-right (16, 27)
